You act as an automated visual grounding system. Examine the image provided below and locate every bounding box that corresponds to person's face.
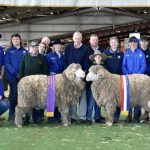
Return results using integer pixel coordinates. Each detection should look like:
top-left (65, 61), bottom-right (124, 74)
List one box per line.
top-left (73, 35), bottom-right (82, 46)
top-left (140, 40), bottom-right (148, 50)
top-left (53, 44), bottom-right (61, 52)
top-left (129, 41), bottom-right (138, 50)
top-left (110, 39), bottom-right (118, 51)
top-left (94, 55), bottom-right (102, 64)
top-left (39, 43), bottom-right (46, 54)
top-left (90, 36), bottom-right (99, 47)
top-left (42, 38), bottom-right (50, 46)
top-left (12, 37), bottom-right (21, 47)
top-left (30, 46), bottom-right (38, 54)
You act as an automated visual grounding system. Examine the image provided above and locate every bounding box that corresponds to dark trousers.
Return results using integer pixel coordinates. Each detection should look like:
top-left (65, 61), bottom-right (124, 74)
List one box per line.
top-left (7, 79), bottom-right (18, 118)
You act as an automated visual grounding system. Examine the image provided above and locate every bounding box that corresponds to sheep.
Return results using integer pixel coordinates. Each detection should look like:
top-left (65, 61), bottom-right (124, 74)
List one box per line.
top-left (15, 63), bottom-right (85, 127)
top-left (86, 65), bottom-right (150, 126)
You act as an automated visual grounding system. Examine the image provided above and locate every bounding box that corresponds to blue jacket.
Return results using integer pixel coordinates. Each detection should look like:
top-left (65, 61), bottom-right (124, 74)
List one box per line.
top-left (0, 47), bottom-right (4, 73)
top-left (64, 43), bottom-right (89, 71)
top-left (5, 47), bottom-right (27, 80)
top-left (46, 51), bottom-right (65, 74)
top-left (122, 48), bottom-right (147, 75)
top-left (0, 80), bottom-right (4, 98)
top-left (104, 49), bottom-right (123, 75)
top-left (141, 48), bottom-right (150, 76)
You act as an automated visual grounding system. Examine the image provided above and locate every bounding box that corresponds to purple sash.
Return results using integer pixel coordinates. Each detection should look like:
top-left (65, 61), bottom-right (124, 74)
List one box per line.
top-left (46, 75), bottom-right (56, 117)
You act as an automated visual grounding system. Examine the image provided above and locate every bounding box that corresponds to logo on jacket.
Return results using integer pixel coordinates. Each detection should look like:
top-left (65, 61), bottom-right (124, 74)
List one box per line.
top-left (146, 55), bottom-right (149, 58)
top-left (118, 56), bottom-right (121, 59)
top-left (139, 54), bottom-right (142, 57)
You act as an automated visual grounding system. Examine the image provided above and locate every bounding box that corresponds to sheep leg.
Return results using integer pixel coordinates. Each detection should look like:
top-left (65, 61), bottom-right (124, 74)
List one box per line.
top-left (140, 108), bottom-right (147, 123)
top-left (59, 104), bottom-right (69, 127)
top-left (105, 102), bottom-right (116, 126)
top-left (15, 106), bottom-right (27, 128)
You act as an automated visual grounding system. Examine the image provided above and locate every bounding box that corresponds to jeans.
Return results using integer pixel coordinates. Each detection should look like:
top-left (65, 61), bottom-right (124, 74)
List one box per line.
top-left (0, 99), bottom-right (9, 116)
top-left (79, 88), bottom-right (87, 120)
top-left (86, 84), bottom-right (100, 121)
top-left (7, 79), bottom-right (18, 118)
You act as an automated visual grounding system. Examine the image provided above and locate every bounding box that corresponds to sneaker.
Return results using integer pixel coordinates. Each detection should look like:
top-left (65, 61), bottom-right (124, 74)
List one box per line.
top-left (86, 120), bottom-right (92, 125)
top-left (71, 118), bottom-right (77, 123)
top-left (79, 119), bottom-right (87, 124)
top-left (95, 119), bottom-right (101, 123)
top-left (8, 115), bottom-right (15, 123)
top-left (100, 116), bottom-right (105, 121)
top-left (124, 116), bottom-right (132, 123)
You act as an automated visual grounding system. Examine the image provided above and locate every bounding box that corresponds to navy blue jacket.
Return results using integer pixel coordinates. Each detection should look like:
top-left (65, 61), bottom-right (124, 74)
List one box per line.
top-left (64, 43), bottom-right (89, 71)
top-left (0, 47), bottom-right (4, 73)
top-left (122, 48), bottom-right (147, 75)
top-left (5, 47), bottom-right (27, 80)
top-left (104, 49), bottom-right (123, 75)
top-left (46, 51), bottom-right (65, 74)
top-left (0, 80), bottom-right (4, 98)
top-left (141, 48), bottom-right (150, 76)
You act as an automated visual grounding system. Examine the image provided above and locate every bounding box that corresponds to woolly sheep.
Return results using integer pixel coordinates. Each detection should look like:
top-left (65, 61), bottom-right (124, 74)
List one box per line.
top-left (86, 65), bottom-right (150, 126)
top-left (15, 63), bottom-right (85, 127)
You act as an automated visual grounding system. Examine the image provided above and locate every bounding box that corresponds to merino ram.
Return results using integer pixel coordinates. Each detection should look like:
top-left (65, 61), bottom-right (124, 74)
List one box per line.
top-left (86, 65), bottom-right (150, 126)
top-left (15, 63), bottom-right (85, 127)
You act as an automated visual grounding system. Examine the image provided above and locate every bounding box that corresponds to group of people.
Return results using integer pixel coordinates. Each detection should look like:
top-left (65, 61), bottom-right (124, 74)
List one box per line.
top-left (0, 31), bottom-right (149, 125)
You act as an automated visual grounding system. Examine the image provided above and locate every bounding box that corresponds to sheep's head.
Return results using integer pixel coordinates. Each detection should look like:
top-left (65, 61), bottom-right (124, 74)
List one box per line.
top-left (86, 65), bottom-right (107, 82)
top-left (64, 63), bottom-right (85, 81)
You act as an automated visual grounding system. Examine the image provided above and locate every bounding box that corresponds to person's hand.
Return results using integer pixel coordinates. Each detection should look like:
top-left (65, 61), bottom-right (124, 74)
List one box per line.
top-left (0, 75), bottom-right (3, 79)
top-left (0, 95), bottom-right (2, 101)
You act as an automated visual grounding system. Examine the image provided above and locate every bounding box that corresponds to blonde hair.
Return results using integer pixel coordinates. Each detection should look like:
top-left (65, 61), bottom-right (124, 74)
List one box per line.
top-left (109, 36), bottom-right (119, 43)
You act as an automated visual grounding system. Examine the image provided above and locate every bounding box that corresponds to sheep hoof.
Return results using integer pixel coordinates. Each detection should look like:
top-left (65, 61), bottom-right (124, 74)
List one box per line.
top-left (63, 124), bottom-right (68, 127)
top-left (106, 122), bottom-right (113, 127)
top-left (17, 125), bottom-right (22, 128)
top-left (140, 120), bottom-right (145, 123)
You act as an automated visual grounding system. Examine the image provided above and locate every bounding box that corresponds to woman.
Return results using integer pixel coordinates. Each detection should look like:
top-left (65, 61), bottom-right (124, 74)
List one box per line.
top-left (46, 39), bottom-right (65, 122)
top-left (104, 36), bottom-right (124, 123)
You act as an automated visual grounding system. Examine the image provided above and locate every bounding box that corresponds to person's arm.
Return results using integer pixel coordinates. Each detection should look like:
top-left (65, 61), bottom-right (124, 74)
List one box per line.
top-left (5, 50), bottom-right (18, 76)
top-left (63, 45), bottom-right (69, 69)
top-left (122, 54), bottom-right (128, 75)
top-left (0, 80), bottom-right (4, 100)
top-left (42, 56), bottom-right (49, 75)
top-left (138, 53), bottom-right (147, 74)
top-left (19, 56), bottom-right (25, 79)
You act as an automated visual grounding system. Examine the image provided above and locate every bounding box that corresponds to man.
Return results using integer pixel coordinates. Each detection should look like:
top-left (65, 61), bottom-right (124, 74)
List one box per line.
top-left (64, 31), bottom-right (89, 122)
top-left (140, 36), bottom-right (150, 76)
top-left (86, 34), bottom-right (105, 125)
top-left (122, 36), bottom-right (147, 123)
top-left (20, 41), bottom-right (48, 124)
top-left (41, 36), bottom-right (51, 54)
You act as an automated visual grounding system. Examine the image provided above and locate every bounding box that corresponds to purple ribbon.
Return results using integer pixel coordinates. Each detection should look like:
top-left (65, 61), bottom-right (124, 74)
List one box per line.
top-left (46, 75), bottom-right (56, 117)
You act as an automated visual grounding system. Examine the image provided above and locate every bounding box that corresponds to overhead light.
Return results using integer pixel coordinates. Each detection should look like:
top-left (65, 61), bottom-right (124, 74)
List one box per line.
top-left (2, 17), bottom-right (6, 20)
top-left (116, 30), bottom-right (121, 33)
top-left (144, 10), bottom-right (147, 14)
top-left (50, 11), bottom-right (54, 15)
